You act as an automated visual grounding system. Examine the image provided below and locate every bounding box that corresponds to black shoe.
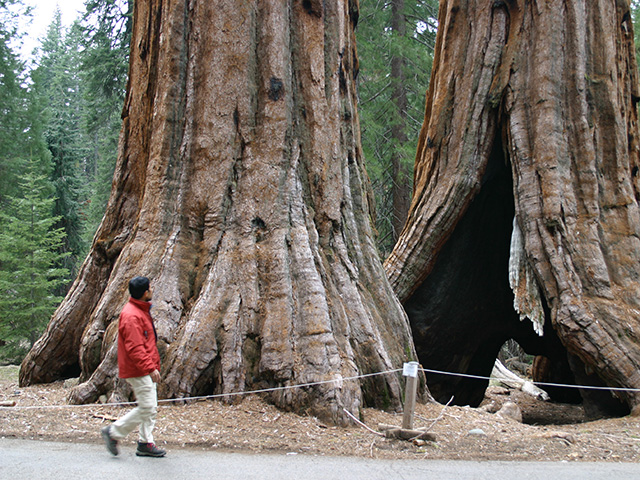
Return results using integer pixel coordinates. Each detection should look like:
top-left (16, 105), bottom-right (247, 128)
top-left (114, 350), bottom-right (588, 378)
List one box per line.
top-left (136, 442), bottom-right (166, 457)
top-left (101, 426), bottom-right (119, 456)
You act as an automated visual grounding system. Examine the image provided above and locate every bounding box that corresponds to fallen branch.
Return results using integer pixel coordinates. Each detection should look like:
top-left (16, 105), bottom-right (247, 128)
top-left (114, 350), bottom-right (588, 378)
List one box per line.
top-left (91, 413), bottom-right (118, 421)
top-left (0, 401), bottom-right (16, 407)
top-left (602, 433), bottom-right (640, 443)
top-left (422, 396), bottom-right (454, 434)
top-left (536, 431), bottom-right (576, 445)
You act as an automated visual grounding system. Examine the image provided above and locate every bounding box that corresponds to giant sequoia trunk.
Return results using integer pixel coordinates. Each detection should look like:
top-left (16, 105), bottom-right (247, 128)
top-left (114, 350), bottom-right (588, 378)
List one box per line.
top-left (385, 0), bottom-right (640, 416)
top-left (19, 0), bottom-right (419, 424)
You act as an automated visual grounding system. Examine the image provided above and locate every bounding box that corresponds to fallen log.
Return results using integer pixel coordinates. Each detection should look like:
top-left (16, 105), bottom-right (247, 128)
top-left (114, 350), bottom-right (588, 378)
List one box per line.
top-left (492, 359), bottom-right (550, 401)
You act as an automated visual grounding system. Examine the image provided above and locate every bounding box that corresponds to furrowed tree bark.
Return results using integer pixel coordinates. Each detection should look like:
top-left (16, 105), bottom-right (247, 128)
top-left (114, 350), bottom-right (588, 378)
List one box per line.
top-left (20, 0), bottom-right (420, 424)
top-left (385, 0), bottom-right (640, 415)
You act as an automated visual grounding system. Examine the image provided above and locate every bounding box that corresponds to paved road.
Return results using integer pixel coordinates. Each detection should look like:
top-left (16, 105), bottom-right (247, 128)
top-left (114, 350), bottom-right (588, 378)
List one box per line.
top-left (1, 438), bottom-right (639, 480)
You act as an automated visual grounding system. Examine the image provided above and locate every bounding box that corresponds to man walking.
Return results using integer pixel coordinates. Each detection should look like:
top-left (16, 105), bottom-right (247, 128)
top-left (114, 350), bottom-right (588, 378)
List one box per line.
top-left (101, 276), bottom-right (166, 457)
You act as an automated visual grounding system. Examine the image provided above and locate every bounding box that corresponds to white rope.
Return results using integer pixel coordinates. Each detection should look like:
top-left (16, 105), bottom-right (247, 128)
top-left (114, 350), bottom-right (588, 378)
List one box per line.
top-left (421, 368), bottom-right (640, 393)
top-left (3, 365), bottom-right (640, 412)
top-left (342, 408), bottom-right (384, 436)
top-left (1, 369), bottom-right (404, 411)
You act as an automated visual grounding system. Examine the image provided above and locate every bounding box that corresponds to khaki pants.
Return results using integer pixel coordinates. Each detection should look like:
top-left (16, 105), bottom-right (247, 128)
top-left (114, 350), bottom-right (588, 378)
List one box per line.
top-left (111, 375), bottom-right (157, 444)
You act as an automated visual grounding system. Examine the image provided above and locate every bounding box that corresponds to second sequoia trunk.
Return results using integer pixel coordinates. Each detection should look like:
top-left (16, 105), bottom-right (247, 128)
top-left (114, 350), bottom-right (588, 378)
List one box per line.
top-left (385, 0), bottom-right (640, 415)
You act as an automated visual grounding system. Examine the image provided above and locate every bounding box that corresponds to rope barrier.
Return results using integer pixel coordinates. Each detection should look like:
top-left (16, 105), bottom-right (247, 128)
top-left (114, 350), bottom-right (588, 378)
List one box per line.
top-left (421, 368), bottom-right (640, 393)
top-left (0, 369), bottom-right (404, 411)
top-left (3, 364), bottom-right (640, 412)
top-left (157, 369), bottom-right (404, 404)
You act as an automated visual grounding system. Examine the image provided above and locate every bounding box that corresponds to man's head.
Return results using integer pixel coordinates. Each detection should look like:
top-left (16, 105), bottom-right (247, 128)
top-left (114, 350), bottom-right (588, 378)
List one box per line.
top-left (129, 276), bottom-right (151, 301)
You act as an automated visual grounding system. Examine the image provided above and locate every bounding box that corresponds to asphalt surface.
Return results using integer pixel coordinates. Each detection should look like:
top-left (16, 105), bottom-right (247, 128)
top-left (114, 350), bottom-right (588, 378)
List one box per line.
top-left (1, 438), bottom-right (639, 479)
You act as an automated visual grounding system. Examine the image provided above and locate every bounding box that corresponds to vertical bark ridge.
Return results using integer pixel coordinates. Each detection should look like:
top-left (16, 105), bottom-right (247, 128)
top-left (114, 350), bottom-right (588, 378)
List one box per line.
top-left (386, 0), bottom-right (640, 412)
top-left (506, 1), bottom-right (640, 408)
top-left (19, 0), bottom-right (165, 386)
top-left (385, 3), bottom-right (508, 301)
top-left (67, 0), bottom-right (198, 401)
top-left (23, 0), bottom-right (417, 424)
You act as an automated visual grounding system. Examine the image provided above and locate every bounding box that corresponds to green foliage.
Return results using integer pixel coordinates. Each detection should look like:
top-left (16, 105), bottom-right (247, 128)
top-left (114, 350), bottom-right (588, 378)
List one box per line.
top-left (81, 0), bottom-right (131, 114)
top-left (357, 0), bottom-right (438, 256)
top-left (0, 0), bottom-right (33, 203)
top-left (0, 0), bottom-right (130, 362)
top-left (632, 1), bottom-right (640, 70)
top-left (29, 11), bottom-right (89, 281)
top-left (0, 161), bottom-right (69, 360)
top-left (79, 0), bottom-right (131, 251)
top-left (26, 1), bottom-right (132, 275)
top-left (0, 2), bottom-right (63, 362)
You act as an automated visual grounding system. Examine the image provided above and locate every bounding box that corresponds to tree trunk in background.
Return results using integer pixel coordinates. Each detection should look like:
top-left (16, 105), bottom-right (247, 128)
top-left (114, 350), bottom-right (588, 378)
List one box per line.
top-left (20, 0), bottom-right (419, 424)
top-left (390, 0), bottom-right (413, 243)
top-left (385, 0), bottom-right (640, 415)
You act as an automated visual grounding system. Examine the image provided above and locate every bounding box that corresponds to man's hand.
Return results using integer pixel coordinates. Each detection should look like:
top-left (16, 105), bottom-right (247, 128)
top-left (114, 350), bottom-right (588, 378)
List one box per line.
top-left (150, 369), bottom-right (161, 383)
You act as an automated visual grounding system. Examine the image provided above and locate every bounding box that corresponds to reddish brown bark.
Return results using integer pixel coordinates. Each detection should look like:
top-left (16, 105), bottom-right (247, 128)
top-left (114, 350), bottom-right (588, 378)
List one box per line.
top-left (386, 0), bottom-right (640, 414)
top-left (20, 0), bottom-right (420, 424)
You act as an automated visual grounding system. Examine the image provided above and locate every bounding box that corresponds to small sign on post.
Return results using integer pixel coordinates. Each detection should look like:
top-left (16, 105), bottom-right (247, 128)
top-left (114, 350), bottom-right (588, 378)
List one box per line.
top-left (402, 361), bottom-right (419, 430)
top-left (377, 362), bottom-right (435, 443)
top-left (402, 361), bottom-right (419, 378)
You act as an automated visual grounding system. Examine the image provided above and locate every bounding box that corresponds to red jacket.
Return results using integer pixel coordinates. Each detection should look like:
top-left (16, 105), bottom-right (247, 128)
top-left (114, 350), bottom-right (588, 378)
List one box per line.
top-left (117, 297), bottom-right (161, 379)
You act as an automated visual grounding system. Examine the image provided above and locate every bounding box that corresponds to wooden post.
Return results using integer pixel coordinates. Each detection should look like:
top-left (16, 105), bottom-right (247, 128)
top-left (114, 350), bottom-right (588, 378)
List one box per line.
top-left (402, 361), bottom-right (419, 430)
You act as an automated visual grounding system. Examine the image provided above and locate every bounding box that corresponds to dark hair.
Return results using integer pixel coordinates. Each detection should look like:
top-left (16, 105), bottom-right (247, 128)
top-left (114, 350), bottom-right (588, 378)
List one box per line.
top-left (129, 276), bottom-right (150, 299)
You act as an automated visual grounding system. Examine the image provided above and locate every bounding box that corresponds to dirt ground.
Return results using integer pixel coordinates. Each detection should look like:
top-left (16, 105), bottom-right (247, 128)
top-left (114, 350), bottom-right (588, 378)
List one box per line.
top-left (1, 366), bottom-right (639, 462)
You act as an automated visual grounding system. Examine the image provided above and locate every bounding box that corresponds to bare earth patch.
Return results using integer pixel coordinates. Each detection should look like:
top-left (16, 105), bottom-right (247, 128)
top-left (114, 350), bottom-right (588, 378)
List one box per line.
top-left (1, 367), bottom-right (639, 462)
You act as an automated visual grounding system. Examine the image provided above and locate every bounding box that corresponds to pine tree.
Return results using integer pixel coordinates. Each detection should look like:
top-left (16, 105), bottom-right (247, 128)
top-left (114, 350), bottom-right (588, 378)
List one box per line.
top-left (632, 1), bottom-right (640, 69)
top-left (31, 11), bottom-right (89, 281)
top-left (357, 0), bottom-right (438, 256)
top-left (0, 2), bottom-right (74, 361)
top-left (0, 0), bottom-right (31, 203)
top-left (79, 0), bottom-right (131, 251)
top-left (0, 161), bottom-right (68, 361)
